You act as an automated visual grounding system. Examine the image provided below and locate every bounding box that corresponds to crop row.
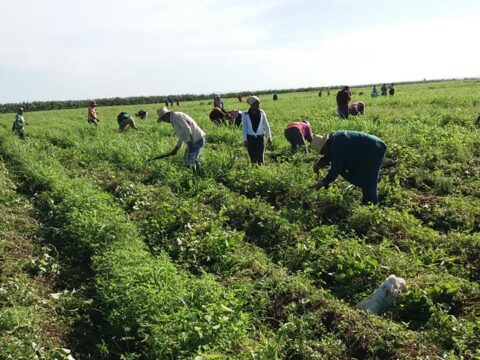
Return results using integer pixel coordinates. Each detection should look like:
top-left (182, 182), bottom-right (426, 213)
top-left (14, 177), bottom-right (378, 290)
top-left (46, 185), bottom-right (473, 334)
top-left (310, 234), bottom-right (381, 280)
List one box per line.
top-left (0, 130), bottom-right (272, 358)
top-left (35, 127), bottom-right (480, 358)
top-left (0, 121), bottom-right (449, 358)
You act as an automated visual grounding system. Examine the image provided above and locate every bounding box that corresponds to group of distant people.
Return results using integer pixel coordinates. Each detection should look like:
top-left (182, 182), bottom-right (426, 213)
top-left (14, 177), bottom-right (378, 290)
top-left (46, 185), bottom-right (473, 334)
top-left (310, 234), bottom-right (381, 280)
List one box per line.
top-left (371, 84), bottom-right (395, 97)
top-left (11, 92), bottom-right (393, 205)
top-left (163, 97), bottom-right (180, 107)
top-left (318, 89), bottom-right (331, 97)
top-left (334, 83), bottom-right (395, 119)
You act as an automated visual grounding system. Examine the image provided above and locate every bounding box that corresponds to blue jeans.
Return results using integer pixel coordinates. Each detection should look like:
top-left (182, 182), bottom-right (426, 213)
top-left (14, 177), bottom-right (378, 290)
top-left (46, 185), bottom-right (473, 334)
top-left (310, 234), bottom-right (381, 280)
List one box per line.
top-left (183, 137), bottom-right (205, 168)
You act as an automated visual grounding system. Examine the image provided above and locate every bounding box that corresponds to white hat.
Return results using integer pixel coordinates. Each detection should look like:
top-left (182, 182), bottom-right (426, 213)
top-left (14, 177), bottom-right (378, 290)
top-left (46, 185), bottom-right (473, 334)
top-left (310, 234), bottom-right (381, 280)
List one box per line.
top-left (310, 134), bottom-right (329, 153)
top-left (247, 96), bottom-right (260, 105)
top-left (156, 107), bottom-right (171, 120)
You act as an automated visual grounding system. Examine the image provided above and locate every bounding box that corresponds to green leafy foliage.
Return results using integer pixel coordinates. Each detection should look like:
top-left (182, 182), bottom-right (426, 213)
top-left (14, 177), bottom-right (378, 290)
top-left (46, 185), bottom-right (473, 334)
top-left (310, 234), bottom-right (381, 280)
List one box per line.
top-left (1, 80), bottom-right (479, 358)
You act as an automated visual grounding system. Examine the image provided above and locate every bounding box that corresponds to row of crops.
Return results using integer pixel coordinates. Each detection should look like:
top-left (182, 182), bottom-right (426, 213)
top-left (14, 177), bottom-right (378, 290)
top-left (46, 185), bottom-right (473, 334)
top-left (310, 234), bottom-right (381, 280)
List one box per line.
top-left (0, 80), bottom-right (479, 358)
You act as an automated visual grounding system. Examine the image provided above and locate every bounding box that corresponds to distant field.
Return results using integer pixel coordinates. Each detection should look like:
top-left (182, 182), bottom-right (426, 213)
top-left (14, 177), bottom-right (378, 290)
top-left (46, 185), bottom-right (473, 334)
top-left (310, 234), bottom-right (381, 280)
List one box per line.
top-left (0, 80), bottom-right (479, 359)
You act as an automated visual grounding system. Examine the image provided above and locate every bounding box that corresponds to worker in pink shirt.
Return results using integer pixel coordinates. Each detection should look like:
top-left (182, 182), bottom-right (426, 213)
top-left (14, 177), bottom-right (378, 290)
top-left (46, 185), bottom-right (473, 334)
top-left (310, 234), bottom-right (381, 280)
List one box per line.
top-left (284, 120), bottom-right (314, 152)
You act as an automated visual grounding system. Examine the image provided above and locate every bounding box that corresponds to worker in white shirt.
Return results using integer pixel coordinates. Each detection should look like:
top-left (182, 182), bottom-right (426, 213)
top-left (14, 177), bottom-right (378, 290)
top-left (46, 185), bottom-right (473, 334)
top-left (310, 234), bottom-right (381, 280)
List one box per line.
top-left (156, 107), bottom-right (206, 169)
top-left (242, 96), bottom-right (272, 165)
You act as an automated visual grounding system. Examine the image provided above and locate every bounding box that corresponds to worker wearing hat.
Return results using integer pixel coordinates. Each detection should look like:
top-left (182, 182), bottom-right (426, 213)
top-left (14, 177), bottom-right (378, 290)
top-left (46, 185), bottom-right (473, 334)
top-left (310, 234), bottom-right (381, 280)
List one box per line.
top-left (12, 107), bottom-right (27, 139)
top-left (242, 96), bottom-right (272, 165)
top-left (312, 130), bottom-right (387, 204)
top-left (157, 106), bottom-right (206, 169)
top-left (87, 100), bottom-right (99, 126)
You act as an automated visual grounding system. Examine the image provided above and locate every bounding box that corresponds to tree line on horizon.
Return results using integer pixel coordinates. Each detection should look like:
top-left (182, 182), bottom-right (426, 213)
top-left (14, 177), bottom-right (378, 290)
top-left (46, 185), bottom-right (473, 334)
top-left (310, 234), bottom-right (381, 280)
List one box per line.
top-left (0, 77), bottom-right (475, 113)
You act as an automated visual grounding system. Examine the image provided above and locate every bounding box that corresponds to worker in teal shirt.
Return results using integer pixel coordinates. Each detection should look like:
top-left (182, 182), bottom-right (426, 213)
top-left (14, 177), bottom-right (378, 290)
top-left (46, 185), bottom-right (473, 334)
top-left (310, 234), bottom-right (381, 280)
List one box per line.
top-left (311, 130), bottom-right (387, 204)
top-left (12, 107), bottom-right (27, 139)
top-left (116, 112), bottom-right (138, 131)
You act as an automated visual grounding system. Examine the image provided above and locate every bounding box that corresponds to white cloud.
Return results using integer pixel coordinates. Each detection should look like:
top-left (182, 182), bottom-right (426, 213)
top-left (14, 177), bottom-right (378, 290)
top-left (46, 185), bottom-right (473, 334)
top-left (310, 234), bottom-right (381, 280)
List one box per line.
top-left (0, 0), bottom-right (478, 102)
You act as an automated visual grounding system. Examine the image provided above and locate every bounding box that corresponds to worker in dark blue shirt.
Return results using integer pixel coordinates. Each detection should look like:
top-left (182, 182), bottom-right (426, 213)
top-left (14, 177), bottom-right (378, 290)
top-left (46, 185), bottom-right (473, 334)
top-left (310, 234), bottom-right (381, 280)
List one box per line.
top-left (311, 130), bottom-right (387, 204)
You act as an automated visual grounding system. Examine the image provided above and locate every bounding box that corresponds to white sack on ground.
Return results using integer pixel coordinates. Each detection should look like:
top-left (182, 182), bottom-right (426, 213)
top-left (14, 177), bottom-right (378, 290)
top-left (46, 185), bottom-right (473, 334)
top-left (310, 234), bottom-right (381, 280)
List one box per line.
top-left (356, 275), bottom-right (406, 315)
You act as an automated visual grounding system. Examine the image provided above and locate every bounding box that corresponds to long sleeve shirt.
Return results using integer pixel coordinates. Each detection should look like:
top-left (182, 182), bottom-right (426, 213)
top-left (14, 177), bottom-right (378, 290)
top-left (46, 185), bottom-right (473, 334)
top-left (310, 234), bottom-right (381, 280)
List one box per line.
top-left (322, 131), bottom-right (387, 188)
top-left (13, 113), bottom-right (25, 130)
top-left (285, 122), bottom-right (313, 142)
top-left (170, 112), bottom-right (206, 148)
top-left (336, 89), bottom-right (351, 110)
top-left (242, 109), bottom-right (272, 141)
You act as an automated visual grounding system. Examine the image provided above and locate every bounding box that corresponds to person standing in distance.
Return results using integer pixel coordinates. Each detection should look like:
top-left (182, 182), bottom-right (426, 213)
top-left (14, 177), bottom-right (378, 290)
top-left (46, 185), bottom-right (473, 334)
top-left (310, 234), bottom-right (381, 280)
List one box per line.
top-left (87, 100), bottom-right (100, 126)
top-left (242, 96), bottom-right (272, 165)
top-left (12, 107), bottom-right (27, 139)
top-left (336, 86), bottom-right (351, 119)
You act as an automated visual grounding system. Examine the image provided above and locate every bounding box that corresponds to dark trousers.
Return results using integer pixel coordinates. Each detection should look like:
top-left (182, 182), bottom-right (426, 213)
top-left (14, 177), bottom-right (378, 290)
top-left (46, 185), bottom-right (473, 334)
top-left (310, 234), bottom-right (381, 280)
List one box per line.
top-left (338, 107), bottom-right (349, 119)
top-left (360, 143), bottom-right (387, 205)
top-left (284, 127), bottom-right (306, 152)
top-left (17, 128), bottom-right (25, 140)
top-left (247, 134), bottom-right (265, 164)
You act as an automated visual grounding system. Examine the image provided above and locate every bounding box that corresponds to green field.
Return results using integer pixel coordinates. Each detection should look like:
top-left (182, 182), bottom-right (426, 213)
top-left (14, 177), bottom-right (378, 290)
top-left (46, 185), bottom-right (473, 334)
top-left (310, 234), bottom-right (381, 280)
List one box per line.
top-left (1, 80), bottom-right (479, 359)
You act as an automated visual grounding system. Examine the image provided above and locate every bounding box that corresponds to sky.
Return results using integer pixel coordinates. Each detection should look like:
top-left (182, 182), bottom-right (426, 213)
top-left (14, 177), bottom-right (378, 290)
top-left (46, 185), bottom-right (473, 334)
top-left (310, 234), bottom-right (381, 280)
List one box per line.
top-left (1, 0), bottom-right (479, 103)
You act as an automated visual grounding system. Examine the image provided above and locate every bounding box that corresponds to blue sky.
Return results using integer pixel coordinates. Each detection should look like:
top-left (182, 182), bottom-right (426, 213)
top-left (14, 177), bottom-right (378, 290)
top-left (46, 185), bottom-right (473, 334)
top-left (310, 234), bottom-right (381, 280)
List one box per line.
top-left (1, 0), bottom-right (479, 103)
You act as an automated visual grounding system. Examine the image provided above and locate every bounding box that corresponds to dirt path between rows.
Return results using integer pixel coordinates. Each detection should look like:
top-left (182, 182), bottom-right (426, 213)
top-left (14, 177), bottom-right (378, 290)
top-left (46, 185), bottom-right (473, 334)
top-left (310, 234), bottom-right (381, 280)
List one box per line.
top-left (0, 158), bottom-right (70, 358)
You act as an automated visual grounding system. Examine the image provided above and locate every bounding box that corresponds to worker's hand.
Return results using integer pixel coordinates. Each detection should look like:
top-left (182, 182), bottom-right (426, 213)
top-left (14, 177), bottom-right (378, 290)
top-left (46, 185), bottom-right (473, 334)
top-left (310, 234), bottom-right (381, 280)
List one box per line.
top-left (266, 138), bottom-right (272, 146)
top-left (243, 140), bottom-right (248, 148)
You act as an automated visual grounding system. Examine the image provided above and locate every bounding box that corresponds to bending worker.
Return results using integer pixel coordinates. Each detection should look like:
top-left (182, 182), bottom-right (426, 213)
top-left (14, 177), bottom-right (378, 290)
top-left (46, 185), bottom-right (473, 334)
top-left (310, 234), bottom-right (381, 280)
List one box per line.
top-left (117, 112), bottom-right (138, 131)
top-left (284, 120), bottom-right (313, 152)
top-left (157, 107), bottom-right (206, 169)
top-left (311, 130), bottom-right (387, 205)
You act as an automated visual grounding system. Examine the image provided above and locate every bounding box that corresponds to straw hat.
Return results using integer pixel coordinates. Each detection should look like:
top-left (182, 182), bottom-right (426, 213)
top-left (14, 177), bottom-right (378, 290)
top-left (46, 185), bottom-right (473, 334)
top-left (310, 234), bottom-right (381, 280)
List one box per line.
top-left (156, 107), bottom-right (171, 120)
top-left (310, 134), bottom-right (329, 153)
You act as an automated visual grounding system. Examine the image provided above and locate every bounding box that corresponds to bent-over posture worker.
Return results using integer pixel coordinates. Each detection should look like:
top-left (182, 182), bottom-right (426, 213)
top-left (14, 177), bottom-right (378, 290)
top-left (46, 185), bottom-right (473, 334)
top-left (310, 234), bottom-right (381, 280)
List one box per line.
top-left (157, 107), bottom-right (206, 169)
top-left (349, 101), bottom-right (365, 116)
top-left (209, 107), bottom-right (226, 125)
top-left (117, 112), bottom-right (138, 131)
top-left (312, 130), bottom-right (387, 204)
top-left (135, 110), bottom-right (148, 120)
top-left (284, 120), bottom-right (313, 152)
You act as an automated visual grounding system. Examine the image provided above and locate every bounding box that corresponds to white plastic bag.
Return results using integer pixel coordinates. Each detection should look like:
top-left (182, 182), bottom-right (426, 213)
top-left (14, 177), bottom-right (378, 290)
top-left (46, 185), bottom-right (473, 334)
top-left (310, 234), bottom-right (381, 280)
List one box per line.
top-left (356, 275), bottom-right (406, 315)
